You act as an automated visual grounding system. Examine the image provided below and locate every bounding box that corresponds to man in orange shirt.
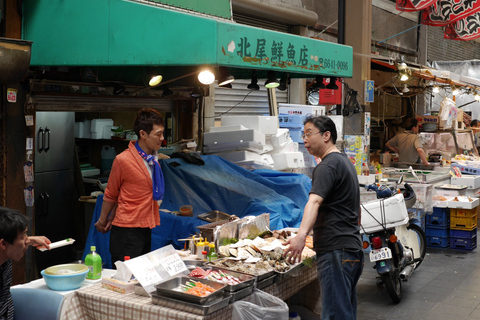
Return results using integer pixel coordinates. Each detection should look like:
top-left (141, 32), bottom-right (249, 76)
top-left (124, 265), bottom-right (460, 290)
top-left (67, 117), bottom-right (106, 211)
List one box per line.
top-left (95, 108), bottom-right (165, 265)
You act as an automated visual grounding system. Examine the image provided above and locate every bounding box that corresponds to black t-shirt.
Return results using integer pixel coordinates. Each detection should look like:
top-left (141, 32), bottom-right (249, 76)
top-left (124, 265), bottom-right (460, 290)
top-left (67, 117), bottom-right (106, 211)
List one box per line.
top-left (310, 152), bottom-right (362, 252)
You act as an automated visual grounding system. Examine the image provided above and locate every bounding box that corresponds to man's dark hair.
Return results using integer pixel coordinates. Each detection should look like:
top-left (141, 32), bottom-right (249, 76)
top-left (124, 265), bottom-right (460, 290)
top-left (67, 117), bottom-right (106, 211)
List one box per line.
top-left (404, 118), bottom-right (418, 130)
top-left (133, 108), bottom-right (164, 137)
top-left (304, 115), bottom-right (337, 144)
top-left (0, 207), bottom-right (28, 244)
top-left (471, 119), bottom-right (479, 127)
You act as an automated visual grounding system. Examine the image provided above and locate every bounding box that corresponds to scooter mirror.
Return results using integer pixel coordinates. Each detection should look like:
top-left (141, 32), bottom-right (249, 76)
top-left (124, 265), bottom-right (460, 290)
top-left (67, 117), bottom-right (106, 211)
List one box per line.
top-left (396, 174), bottom-right (404, 185)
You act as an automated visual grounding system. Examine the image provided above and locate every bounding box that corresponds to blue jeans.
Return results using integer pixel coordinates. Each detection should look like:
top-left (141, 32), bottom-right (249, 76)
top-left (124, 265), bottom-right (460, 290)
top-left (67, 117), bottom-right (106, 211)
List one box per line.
top-left (316, 249), bottom-right (364, 320)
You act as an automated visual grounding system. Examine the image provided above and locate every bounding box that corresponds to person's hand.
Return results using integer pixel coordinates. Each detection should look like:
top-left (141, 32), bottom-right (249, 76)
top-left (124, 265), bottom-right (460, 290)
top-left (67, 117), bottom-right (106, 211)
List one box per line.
top-left (95, 211), bottom-right (116, 233)
top-left (282, 233), bottom-right (307, 264)
top-left (29, 236), bottom-right (51, 250)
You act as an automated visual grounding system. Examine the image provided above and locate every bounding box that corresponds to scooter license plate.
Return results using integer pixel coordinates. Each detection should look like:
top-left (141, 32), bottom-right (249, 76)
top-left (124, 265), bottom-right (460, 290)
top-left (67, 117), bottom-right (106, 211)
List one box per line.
top-left (369, 247), bottom-right (392, 262)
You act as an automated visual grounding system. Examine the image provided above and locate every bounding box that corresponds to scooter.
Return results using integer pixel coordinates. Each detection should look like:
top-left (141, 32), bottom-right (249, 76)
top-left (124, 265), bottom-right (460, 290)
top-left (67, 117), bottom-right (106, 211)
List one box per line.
top-left (360, 176), bottom-right (427, 303)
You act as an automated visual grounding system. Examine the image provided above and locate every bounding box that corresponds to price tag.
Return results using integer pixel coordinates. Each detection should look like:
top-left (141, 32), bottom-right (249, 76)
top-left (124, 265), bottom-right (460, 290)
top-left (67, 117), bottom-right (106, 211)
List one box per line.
top-left (124, 258), bottom-right (163, 293)
top-left (159, 254), bottom-right (188, 277)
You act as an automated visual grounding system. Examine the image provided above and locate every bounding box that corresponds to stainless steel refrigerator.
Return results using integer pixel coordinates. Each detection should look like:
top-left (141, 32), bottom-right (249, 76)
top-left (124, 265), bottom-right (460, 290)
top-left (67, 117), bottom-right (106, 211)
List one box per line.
top-left (35, 111), bottom-right (76, 272)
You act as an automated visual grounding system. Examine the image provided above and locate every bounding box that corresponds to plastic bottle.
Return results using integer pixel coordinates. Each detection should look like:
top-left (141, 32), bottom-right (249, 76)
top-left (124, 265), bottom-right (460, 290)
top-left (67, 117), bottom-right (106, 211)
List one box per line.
top-left (196, 239), bottom-right (206, 259)
top-left (201, 250), bottom-right (208, 261)
top-left (289, 311), bottom-right (301, 320)
top-left (85, 246), bottom-right (102, 280)
top-left (207, 243), bottom-right (218, 262)
top-left (124, 256), bottom-right (130, 261)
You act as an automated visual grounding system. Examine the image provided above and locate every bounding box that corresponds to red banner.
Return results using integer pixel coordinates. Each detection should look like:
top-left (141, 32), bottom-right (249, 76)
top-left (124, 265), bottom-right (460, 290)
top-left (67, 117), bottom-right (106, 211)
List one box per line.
top-left (422, 0), bottom-right (480, 26)
top-left (444, 12), bottom-right (480, 40)
top-left (396, 0), bottom-right (436, 12)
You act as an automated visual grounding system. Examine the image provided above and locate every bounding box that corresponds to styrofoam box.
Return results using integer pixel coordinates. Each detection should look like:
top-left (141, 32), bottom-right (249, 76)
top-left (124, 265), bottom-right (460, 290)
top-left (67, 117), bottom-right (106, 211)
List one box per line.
top-left (214, 150), bottom-right (263, 163)
top-left (91, 119), bottom-right (114, 132)
top-left (270, 138), bottom-right (296, 155)
top-left (465, 188), bottom-right (480, 198)
top-left (278, 104), bottom-right (326, 117)
top-left (360, 188), bottom-right (378, 203)
top-left (435, 187), bottom-right (466, 198)
top-left (221, 116), bottom-right (278, 135)
top-left (448, 197), bottom-right (479, 209)
top-left (410, 183), bottom-right (433, 210)
top-left (358, 175), bottom-right (375, 185)
top-left (203, 141), bottom-right (264, 154)
top-left (83, 120), bottom-right (91, 139)
top-left (209, 125), bottom-right (248, 133)
top-left (74, 122), bottom-right (84, 138)
top-left (278, 114), bottom-right (305, 128)
top-left (328, 115), bottom-right (344, 137)
top-left (451, 176), bottom-right (480, 189)
top-left (360, 194), bottom-right (409, 234)
top-left (203, 129), bottom-right (265, 145)
top-left (269, 128), bottom-right (290, 148)
top-left (271, 152), bottom-right (305, 171)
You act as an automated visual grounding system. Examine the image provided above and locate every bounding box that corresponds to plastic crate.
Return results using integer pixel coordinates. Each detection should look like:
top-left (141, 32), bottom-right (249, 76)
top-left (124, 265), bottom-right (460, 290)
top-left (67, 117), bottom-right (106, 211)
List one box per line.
top-left (450, 208), bottom-right (477, 218)
top-left (426, 226), bottom-right (450, 238)
top-left (451, 236), bottom-right (477, 250)
top-left (450, 228), bottom-right (477, 239)
top-left (426, 207), bottom-right (450, 227)
top-left (450, 214), bottom-right (477, 230)
top-left (427, 236), bottom-right (450, 248)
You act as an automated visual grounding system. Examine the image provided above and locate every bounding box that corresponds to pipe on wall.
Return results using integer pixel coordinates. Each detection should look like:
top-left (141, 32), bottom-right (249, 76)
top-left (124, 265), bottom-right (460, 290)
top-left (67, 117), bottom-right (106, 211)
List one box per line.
top-left (232, 0), bottom-right (318, 27)
top-left (338, 0), bottom-right (345, 44)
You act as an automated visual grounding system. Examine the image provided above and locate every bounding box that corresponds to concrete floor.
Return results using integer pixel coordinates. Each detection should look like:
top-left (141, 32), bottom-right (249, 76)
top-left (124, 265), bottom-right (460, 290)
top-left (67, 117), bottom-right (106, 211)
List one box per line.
top-left (357, 247), bottom-right (480, 320)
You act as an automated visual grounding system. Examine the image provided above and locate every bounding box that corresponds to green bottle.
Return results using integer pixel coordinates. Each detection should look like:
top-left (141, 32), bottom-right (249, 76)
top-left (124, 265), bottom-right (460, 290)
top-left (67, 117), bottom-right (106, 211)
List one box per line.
top-left (85, 246), bottom-right (102, 280)
top-left (207, 243), bottom-right (218, 262)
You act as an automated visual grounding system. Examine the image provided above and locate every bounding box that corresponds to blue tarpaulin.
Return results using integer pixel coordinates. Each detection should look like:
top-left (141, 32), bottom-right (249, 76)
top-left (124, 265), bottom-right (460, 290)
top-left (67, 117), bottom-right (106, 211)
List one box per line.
top-left (82, 155), bottom-right (311, 268)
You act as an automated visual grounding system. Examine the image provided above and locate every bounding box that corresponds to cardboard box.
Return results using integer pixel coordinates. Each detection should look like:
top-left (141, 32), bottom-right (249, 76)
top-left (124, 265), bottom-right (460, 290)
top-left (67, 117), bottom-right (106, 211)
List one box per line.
top-left (416, 115), bottom-right (439, 125)
top-left (102, 277), bottom-right (139, 294)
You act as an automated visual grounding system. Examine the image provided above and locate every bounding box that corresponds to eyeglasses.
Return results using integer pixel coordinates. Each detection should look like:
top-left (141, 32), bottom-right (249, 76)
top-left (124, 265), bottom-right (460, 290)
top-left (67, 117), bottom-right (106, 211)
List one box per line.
top-left (301, 131), bottom-right (321, 140)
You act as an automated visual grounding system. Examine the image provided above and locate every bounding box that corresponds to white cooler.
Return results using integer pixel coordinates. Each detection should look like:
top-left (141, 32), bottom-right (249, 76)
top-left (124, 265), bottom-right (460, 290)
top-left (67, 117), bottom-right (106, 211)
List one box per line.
top-left (360, 194), bottom-right (409, 234)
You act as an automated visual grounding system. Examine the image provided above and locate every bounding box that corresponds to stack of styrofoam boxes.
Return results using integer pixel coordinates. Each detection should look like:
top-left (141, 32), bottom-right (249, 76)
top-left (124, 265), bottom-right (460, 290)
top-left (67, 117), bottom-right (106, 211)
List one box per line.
top-left (450, 176), bottom-right (480, 250)
top-left (91, 119), bottom-right (114, 140)
top-left (74, 120), bottom-right (91, 139)
top-left (203, 116), bottom-right (275, 170)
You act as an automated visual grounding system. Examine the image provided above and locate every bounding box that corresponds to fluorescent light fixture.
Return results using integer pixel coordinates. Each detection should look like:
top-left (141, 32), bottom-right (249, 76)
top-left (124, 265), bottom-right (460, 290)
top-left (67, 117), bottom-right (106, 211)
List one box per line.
top-left (218, 67), bottom-right (234, 86)
top-left (149, 75), bottom-right (163, 87)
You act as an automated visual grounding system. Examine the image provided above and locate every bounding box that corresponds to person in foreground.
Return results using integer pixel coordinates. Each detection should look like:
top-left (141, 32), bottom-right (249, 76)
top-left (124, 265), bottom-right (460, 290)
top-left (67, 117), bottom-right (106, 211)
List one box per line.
top-left (0, 207), bottom-right (51, 320)
top-left (95, 108), bottom-right (165, 266)
top-left (385, 117), bottom-right (429, 165)
top-left (283, 116), bottom-right (364, 320)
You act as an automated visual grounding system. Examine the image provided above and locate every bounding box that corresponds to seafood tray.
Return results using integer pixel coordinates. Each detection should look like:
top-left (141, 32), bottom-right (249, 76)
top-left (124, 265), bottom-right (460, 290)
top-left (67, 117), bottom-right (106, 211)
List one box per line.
top-left (229, 284), bottom-right (254, 302)
top-left (190, 266), bottom-right (256, 292)
top-left (206, 258), bottom-right (275, 281)
top-left (183, 259), bottom-right (207, 270)
top-left (154, 276), bottom-right (226, 305)
top-left (151, 292), bottom-right (231, 315)
top-left (256, 274), bottom-right (276, 290)
top-left (198, 210), bottom-right (231, 223)
top-left (274, 262), bottom-right (304, 283)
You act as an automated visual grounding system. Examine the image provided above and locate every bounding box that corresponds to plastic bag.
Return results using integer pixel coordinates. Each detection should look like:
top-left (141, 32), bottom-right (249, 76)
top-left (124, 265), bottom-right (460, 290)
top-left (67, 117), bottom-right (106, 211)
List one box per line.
top-left (232, 289), bottom-right (289, 320)
top-left (439, 97), bottom-right (457, 129)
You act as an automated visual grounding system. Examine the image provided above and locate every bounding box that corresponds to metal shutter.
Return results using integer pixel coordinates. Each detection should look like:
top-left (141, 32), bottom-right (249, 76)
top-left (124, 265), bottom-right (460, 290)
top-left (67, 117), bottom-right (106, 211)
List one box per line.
top-left (214, 79), bottom-right (288, 119)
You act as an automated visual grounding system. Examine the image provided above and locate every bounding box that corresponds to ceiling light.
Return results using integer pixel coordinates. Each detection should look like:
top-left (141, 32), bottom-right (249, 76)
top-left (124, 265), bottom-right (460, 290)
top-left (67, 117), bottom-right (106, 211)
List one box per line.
top-left (402, 84), bottom-right (410, 93)
top-left (326, 77), bottom-right (339, 90)
top-left (313, 75), bottom-right (326, 89)
top-left (218, 67), bottom-right (234, 86)
top-left (397, 56), bottom-right (408, 71)
top-left (265, 71), bottom-right (279, 88)
top-left (247, 70), bottom-right (260, 90)
top-left (452, 86), bottom-right (460, 96)
top-left (278, 74), bottom-right (289, 91)
top-left (149, 75), bottom-right (163, 87)
top-left (221, 83), bottom-right (233, 89)
top-left (198, 69), bottom-right (215, 85)
top-left (433, 85), bottom-right (440, 93)
top-left (190, 87), bottom-right (202, 98)
top-left (475, 91), bottom-right (480, 101)
top-left (399, 71), bottom-right (409, 81)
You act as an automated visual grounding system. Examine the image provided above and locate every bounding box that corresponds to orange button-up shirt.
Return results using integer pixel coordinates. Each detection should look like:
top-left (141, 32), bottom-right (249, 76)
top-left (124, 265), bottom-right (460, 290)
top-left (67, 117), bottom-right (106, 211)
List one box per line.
top-left (104, 141), bottom-right (160, 229)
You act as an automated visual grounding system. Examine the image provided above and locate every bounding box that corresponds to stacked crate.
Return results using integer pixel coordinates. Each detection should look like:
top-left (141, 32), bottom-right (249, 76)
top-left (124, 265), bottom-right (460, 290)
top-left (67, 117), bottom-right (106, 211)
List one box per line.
top-left (450, 207), bottom-right (477, 250)
top-left (426, 207), bottom-right (450, 248)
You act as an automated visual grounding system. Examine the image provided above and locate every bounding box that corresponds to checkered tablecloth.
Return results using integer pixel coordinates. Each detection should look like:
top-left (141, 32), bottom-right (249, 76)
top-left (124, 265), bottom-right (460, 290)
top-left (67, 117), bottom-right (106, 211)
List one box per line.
top-left (63, 265), bottom-right (317, 320)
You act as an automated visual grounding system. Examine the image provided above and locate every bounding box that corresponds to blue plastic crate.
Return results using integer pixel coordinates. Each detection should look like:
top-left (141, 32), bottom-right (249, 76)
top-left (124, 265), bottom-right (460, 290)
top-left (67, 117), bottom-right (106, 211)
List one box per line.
top-left (426, 226), bottom-right (450, 238)
top-left (450, 228), bottom-right (477, 239)
top-left (426, 207), bottom-right (450, 227)
top-left (289, 128), bottom-right (304, 144)
top-left (451, 163), bottom-right (480, 175)
top-left (427, 235), bottom-right (450, 248)
top-left (451, 236), bottom-right (477, 250)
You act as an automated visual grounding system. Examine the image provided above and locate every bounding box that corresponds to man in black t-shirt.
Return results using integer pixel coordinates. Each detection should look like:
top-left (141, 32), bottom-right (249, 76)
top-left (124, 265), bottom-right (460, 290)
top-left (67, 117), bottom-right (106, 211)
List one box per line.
top-left (284, 116), bottom-right (364, 320)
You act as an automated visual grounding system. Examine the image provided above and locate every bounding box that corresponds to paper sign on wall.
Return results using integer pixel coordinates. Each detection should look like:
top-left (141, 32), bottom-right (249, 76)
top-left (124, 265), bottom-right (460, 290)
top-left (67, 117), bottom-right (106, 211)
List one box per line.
top-left (7, 89), bottom-right (17, 103)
